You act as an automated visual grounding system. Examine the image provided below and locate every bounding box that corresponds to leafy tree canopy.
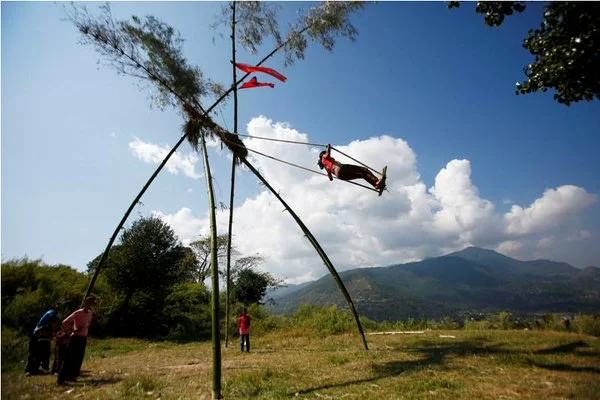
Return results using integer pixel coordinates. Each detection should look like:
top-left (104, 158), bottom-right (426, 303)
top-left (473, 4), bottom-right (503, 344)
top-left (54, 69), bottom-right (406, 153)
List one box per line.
top-left (213, 1), bottom-right (366, 67)
top-left (1, 259), bottom-right (110, 334)
top-left (189, 234), bottom-right (237, 282)
top-left (231, 256), bottom-right (283, 305)
top-left (449, 1), bottom-right (600, 105)
top-left (91, 216), bottom-right (191, 298)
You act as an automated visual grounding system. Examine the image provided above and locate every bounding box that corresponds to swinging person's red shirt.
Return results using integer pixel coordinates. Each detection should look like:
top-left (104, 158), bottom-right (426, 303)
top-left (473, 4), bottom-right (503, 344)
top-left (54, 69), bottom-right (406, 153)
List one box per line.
top-left (320, 154), bottom-right (337, 172)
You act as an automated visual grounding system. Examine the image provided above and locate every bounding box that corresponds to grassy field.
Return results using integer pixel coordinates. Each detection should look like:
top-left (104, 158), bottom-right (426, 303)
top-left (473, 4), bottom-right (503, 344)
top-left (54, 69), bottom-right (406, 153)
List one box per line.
top-left (2, 329), bottom-right (599, 399)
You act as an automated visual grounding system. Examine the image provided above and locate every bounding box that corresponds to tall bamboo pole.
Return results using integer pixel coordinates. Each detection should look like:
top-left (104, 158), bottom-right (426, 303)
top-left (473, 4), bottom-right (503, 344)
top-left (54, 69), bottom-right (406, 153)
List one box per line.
top-left (225, 0), bottom-right (238, 348)
top-left (199, 132), bottom-right (222, 399)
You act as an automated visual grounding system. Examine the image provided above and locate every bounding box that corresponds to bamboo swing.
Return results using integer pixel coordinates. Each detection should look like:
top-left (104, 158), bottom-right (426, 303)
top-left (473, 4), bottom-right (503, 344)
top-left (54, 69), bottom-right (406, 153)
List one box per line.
top-left (223, 132), bottom-right (386, 193)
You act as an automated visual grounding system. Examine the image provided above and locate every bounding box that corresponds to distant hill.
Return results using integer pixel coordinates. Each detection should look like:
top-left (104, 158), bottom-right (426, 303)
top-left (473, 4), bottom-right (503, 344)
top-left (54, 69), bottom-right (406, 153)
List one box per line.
top-left (268, 247), bottom-right (600, 321)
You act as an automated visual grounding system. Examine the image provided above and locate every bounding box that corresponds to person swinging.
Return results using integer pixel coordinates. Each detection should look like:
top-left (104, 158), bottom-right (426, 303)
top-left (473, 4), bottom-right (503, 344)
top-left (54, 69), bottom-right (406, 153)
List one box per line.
top-left (318, 144), bottom-right (386, 193)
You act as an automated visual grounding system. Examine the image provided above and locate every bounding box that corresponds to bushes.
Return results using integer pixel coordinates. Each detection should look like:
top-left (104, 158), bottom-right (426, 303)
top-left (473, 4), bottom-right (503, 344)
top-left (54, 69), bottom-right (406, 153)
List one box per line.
top-left (163, 282), bottom-right (211, 340)
top-left (0, 258), bottom-right (215, 341)
top-left (1, 326), bottom-right (28, 371)
top-left (571, 314), bottom-right (600, 336)
top-left (291, 304), bottom-right (356, 336)
top-left (1, 259), bottom-right (93, 335)
top-left (3, 258), bottom-right (599, 340)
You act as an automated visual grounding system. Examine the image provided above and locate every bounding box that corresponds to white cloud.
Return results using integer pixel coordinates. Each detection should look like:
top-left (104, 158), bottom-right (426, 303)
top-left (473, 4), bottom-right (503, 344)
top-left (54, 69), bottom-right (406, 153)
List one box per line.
top-left (504, 185), bottom-right (598, 236)
top-left (537, 236), bottom-right (556, 248)
top-left (429, 159), bottom-right (497, 244)
top-left (129, 136), bottom-right (201, 179)
top-left (566, 230), bottom-right (592, 242)
top-left (152, 116), bottom-right (599, 283)
top-left (152, 208), bottom-right (207, 246)
top-left (496, 240), bottom-right (524, 255)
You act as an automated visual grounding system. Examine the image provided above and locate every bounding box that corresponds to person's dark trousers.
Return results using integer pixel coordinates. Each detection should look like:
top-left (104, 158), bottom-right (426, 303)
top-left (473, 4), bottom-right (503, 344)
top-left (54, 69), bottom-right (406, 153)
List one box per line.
top-left (37, 338), bottom-right (52, 371)
top-left (57, 335), bottom-right (87, 383)
top-left (52, 342), bottom-right (68, 374)
top-left (240, 334), bottom-right (250, 352)
top-left (24, 335), bottom-right (40, 374)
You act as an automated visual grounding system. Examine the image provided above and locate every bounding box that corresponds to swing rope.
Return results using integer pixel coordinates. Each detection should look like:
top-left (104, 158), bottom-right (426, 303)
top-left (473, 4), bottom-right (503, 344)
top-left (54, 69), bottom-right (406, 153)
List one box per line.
top-left (220, 134), bottom-right (378, 193)
top-left (244, 146), bottom-right (378, 193)
top-left (330, 146), bottom-right (382, 177)
top-left (234, 132), bottom-right (327, 147)
top-left (235, 132), bottom-right (382, 177)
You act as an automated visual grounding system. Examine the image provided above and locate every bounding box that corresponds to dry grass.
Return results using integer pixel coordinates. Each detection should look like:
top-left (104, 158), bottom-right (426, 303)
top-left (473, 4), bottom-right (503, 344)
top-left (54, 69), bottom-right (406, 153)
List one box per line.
top-left (2, 329), bottom-right (599, 399)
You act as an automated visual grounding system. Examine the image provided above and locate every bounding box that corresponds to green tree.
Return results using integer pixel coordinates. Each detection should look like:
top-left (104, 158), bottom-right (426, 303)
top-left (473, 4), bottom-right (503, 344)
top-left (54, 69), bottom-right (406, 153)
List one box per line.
top-left (231, 256), bottom-right (282, 306)
top-left (164, 281), bottom-right (211, 339)
top-left (189, 234), bottom-right (236, 282)
top-left (449, 1), bottom-right (600, 105)
top-left (1, 259), bottom-right (108, 335)
top-left (89, 216), bottom-right (191, 335)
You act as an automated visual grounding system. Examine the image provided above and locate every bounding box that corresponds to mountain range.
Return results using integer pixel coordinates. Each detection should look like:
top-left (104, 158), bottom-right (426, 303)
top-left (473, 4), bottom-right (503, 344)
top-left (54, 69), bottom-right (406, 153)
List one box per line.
top-left (268, 247), bottom-right (600, 321)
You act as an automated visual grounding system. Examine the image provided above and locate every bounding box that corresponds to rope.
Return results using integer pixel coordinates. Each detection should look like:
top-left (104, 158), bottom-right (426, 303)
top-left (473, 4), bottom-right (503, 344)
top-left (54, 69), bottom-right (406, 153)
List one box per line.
top-left (331, 146), bottom-right (382, 177)
top-left (235, 132), bottom-right (327, 147)
top-left (216, 104), bottom-right (230, 132)
top-left (234, 132), bottom-right (382, 177)
top-left (245, 146), bottom-right (378, 193)
top-left (220, 134), bottom-right (378, 193)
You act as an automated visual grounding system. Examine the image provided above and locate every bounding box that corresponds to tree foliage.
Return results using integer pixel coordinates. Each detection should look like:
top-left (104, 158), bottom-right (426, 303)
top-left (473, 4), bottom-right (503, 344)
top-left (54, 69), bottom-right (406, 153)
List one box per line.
top-left (69, 3), bottom-right (206, 109)
top-left (213, 1), bottom-right (366, 67)
top-left (1, 259), bottom-right (110, 335)
top-left (101, 216), bottom-right (190, 297)
top-left (86, 216), bottom-right (196, 336)
top-left (164, 282), bottom-right (212, 339)
top-left (449, 1), bottom-right (600, 105)
top-left (189, 234), bottom-right (237, 282)
top-left (231, 256), bottom-right (283, 305)
top-left (212, 2), bottom-right (282, 54)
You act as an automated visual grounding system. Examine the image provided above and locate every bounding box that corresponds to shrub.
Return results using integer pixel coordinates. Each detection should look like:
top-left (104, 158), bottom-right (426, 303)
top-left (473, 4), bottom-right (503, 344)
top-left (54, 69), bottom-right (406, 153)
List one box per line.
top-left (463, 318), bottom-right (492, 330)
top-left (572, 314), bottom-right (600, 337)
top-left (1, 326), bottom-right (29, 371)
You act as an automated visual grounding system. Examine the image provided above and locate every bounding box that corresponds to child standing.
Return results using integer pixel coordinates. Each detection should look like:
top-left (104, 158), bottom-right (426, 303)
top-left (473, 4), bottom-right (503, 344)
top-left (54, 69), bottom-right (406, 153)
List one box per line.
top-left (238, 308), bottom-right (251, 353)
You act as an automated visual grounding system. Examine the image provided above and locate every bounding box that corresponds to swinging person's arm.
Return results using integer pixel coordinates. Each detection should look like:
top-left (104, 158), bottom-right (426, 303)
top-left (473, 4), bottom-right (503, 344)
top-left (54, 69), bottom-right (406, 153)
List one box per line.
top-left (324, 144), bottom-right (333, 180)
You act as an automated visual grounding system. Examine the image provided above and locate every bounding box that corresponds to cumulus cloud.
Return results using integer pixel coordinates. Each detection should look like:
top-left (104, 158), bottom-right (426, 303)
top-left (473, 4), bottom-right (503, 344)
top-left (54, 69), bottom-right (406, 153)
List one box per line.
top-left (129, 136), bottom-right (201, 179)
top-left (152, 208), bottom-right (207, 246)
top-left (504, 185), bottom-right (598, 235)
top-left (496, 240), bottom-right (525, 256)
top-left (152, 116), bottom-right (598, 283)
top-left (429, 159), bottom-right (497, 243)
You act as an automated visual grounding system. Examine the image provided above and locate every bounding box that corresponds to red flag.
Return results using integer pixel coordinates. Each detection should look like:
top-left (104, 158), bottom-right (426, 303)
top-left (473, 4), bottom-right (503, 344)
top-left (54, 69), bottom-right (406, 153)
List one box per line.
top-left (235, 62), bottom-right (287, 82)
top-left (240, 76), bottom-right (274, 89)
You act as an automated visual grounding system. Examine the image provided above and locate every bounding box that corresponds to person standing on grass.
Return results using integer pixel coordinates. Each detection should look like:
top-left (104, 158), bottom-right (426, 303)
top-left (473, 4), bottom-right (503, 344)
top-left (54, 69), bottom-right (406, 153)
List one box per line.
top-left (51, 328), bottom-right (70, 374)
top-left (25, 303), bottom-right (60, 376)
top-left (238, 308), bottom-right (252, 353)
top-left (57, 295), bottom-right (95, 385)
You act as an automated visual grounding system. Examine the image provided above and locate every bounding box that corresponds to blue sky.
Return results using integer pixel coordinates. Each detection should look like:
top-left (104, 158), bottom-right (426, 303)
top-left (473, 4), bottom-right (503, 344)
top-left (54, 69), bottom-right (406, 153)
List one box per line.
top-left (2, 2), bottom-right (599, 283)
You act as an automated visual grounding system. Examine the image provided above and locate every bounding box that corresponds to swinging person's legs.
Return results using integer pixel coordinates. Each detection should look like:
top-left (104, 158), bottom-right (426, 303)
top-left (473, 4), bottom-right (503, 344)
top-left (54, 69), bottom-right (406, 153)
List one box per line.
top-left (337, 164), bottom-right (380, 188)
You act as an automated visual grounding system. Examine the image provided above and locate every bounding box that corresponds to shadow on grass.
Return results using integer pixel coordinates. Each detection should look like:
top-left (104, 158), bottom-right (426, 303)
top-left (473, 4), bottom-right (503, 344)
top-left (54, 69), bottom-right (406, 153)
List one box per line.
top-left (533, 340), bottom-right (590, 354)
top-left (60, 375), bottom-right (122, 387)
top-left (290, 337), bottom-right (599, 396)
top-left (527, 359), bottom-right (600, 374)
